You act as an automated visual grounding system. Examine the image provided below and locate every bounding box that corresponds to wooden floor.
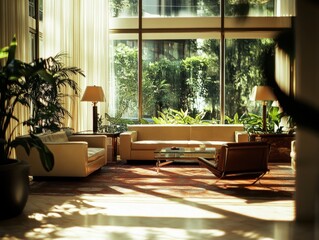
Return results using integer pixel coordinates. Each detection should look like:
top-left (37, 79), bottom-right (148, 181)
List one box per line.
top-left (0, 161), bottom-right (312, 240)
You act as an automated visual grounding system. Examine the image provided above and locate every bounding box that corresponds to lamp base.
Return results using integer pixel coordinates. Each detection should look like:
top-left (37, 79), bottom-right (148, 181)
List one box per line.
top-left (93, 105), bottom-right (98, 133)
top-left (262, 103), bottom-right (267, 132)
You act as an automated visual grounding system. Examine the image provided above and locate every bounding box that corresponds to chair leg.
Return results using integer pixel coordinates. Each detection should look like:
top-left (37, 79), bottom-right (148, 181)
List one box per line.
top-left (251, 171), bottom-right (267, 185)
top-left (214, 176), bottom-right (262, 187)
top-left (215, 171), bottom-right (269, 186)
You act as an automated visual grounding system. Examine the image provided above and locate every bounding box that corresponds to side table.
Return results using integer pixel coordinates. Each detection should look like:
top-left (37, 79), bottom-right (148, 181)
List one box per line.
top-left (74, 131), bottom-right (120, 163)
top-left (249, 133), bottom-right (295, 162)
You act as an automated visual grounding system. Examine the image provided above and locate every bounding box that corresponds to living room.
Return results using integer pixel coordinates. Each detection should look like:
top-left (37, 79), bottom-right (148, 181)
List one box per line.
top-left (1, 0), bottom-right (319, 239)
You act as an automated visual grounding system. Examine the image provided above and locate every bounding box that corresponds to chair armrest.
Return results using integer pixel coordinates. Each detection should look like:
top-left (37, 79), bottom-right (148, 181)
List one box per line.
top-left (119, 131), bottom-right (137, 160)
top-left (69, 135), bottom-right (107, 148)
top-left (198, 157), bottom-right (222, 178)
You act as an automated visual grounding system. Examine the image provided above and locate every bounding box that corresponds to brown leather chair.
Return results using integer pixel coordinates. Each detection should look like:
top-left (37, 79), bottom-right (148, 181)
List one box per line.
top-left (198, 142), bottom-right (270, 184)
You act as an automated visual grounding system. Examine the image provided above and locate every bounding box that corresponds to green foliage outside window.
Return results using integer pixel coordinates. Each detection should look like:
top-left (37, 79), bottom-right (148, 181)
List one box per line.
top-left (141, 39), bottom-right (220, 120)
top-left (142, 57), bottom-right (181, 117)
top-left (110, 0), bottom-right (137, 17)
top-left (109, 0), bottom-right (275, 18)
top-left (152, 108), bottom-right (211, 125)
top-left (226, 0), bottom-right (274, 16)
top-left (112, 38), bottom-right (274, 123)
top-left (225, 39), bottom-right (275, 117)
top-left (113, 43), bottom-right (138, 118)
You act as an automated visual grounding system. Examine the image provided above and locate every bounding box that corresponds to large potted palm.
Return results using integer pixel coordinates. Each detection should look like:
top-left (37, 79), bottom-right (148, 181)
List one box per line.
top-left (0, 37), bottom-right (54, 219)
top-left (26, 53), bottom-right (83, 133)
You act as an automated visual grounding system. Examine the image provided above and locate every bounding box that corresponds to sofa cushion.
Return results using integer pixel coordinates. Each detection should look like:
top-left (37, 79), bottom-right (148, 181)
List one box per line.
top-left (87, 147), bottom-right (105, 162)
top-left (190, 124), bottom-right (243, 142)
top-left (131, 140), bottom-right (228, 151)
top-left (128, 125), bottom-right (191, 140)
top-left (132, 140), bottom-right (191, 150)
top-left (38, 131), bottom-right (69, 143)
top-left (187, 140), bottom-right (229, 148)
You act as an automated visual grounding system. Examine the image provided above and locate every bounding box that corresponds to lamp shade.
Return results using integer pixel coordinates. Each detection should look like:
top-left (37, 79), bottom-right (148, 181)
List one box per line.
top-left (81, 86), bottom-right (105, 103)
top-left (250, 86), bottom-right (276, 101)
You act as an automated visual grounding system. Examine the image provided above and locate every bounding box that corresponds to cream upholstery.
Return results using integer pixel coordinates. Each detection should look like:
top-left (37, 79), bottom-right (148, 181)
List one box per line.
top-left (120, 124), bottom-right (244, 161)
top-left (15, 131), bottom-right (107, 177)
top-left (235, 131), bottom-right (250, 142)
top-left (290, 140), bottom-right (296, 171)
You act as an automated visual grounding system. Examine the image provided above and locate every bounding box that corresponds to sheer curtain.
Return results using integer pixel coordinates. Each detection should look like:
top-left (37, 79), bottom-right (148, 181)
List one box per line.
top-left (0, 0), bottom-right (31, 146)
top-left (0, 0), bottom-right (29, 58)
top-left (275, 46), bottom-right (292, 129)
top-left (275, 0), bottom-right (296, 16)
top-left (275, 47), bottom-right (291, 95)
top-left (43, 0), bottom-right (109, 132)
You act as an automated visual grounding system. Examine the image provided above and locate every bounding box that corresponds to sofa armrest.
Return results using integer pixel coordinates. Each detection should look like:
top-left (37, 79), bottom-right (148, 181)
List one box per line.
top-left (16, 142), bottom-right (91, 176)
top-left (120, 131), bottom-right (137, 160)
top-left (69, 135), bottom-right (108, 164)
top-left (235, 131), bottom-right (249, 142)
top-left (68, 135), bottom-right (107, 148)
top-left (46, 142), bottom-right (88, 163)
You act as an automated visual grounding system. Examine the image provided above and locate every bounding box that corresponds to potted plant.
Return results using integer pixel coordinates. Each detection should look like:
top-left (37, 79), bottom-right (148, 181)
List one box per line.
top-left (240, 106), bottom-right (284, 134)
top-left (240, 106), bottom-right (295, 162)
top-left (0, 37), bottom-right (54, 219)
top-left (26, 53), bottom-right (84, 133)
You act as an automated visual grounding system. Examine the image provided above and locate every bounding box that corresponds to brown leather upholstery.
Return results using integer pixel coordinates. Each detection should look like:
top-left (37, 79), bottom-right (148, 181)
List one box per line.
top-left (198, 142), bottom-right (270, 183)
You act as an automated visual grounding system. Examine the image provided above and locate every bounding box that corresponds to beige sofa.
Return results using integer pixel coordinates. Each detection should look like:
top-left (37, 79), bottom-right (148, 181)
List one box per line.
top-left (120, 124), bottom-right (244, 161)
top-left (15, 131), bottom-right (107, 177)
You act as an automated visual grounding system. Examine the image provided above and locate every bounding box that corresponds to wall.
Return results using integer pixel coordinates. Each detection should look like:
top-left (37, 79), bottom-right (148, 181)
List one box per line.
top-left (295, 0), bottom-right (319, 222)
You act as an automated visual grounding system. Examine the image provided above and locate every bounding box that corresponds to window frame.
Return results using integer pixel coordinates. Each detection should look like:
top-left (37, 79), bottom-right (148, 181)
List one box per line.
top-left (108, 2), bottom-right (295, 123)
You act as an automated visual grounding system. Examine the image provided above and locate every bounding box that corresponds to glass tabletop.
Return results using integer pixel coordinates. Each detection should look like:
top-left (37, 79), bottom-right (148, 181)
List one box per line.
top-left (154, 147), bottom-right (217, 172)
top-left (154, 147), bottom-right (216, 154)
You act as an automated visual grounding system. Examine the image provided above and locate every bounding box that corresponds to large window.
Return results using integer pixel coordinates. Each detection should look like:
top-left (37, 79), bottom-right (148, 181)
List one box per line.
top-left (225, 38), bottom-right (275, 119)
top-left (142, 38), bottom-right (220, 121)
top-left (143, 0), bottom-right (220, 17)
top-left (28, 0), bottom-right (43, 61)
top-left (109, 37), bottom-right (139, 119)
top-left (108, 0), bottom-right (295, 123)
top-left (29, 0), bottom-right (43, 20)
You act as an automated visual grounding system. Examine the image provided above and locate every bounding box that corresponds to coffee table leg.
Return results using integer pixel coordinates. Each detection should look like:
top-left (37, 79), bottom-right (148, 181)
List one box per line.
top-left (156, 159), bottom-right (160, 173)
top-left (156, 159), bottom-right (174, 173)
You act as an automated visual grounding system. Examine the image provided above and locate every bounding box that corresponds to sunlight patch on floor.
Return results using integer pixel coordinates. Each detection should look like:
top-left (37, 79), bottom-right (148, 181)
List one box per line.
top-left (26, 226), bottom-right (226, 240)
top-left (80, 195), bottom-right (225, 219)
top-left (206, 200), bottom-right (295, 221)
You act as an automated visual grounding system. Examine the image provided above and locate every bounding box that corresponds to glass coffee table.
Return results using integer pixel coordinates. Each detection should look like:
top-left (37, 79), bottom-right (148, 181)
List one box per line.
top-left (154, 147), bottom-right (216, 173)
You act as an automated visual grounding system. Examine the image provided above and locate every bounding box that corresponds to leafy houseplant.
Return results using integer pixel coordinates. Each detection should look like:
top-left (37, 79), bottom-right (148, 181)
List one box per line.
top-left (240, 106), bottom-right (285, 134)
top-left (26, 53), bottom-right (84, 133)
top-left (239, 106), bottom-right (295, 162)
top-left (151, 108), bottom-right (210, 124)
top-left (98, 112), bottom-right (136, 133)
top-left (0, 37), bottom-right (54, 219)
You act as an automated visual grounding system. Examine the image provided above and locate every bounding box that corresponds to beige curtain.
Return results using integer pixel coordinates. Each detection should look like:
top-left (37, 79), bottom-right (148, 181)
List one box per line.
top-left (0, 0), bottom-right (31, 149)
top-left (275, 46), bottom-right (294, 130)
top-left (275, 0), bottom-right (296, 16)
top-left (43, 0), bottom-right (109, 132)
top-left (0, 0), bottom-right (30, 59)
top-left (275, 47), bottom-right (291, 95)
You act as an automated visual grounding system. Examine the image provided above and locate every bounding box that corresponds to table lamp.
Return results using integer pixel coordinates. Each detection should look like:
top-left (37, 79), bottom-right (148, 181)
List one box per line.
top-left (81, 85), bottom-right (105, 133)
top-left (250, 86), bottom-right (276, 132)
